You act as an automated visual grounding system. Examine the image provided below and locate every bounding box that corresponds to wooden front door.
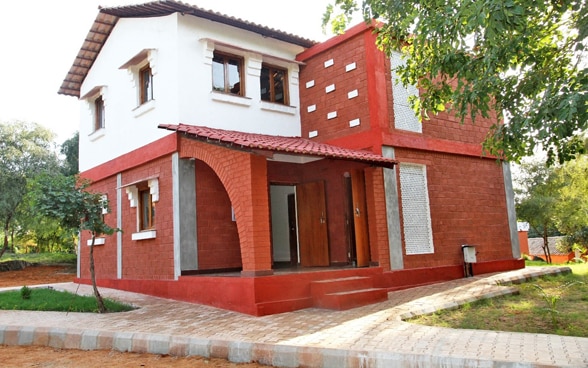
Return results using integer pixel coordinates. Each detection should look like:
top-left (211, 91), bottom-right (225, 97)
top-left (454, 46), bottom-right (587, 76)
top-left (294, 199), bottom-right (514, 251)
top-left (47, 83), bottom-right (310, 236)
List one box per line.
top-left (351, 169), bottom-right (370, 267)
top-left (296, 181), bottom-right (329, 267)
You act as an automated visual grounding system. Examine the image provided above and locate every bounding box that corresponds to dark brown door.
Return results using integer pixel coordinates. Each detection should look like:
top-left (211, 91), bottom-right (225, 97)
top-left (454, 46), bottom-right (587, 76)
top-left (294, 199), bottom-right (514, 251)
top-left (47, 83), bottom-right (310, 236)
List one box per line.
top-left (296, 181), bottom-right (329, 267)
top-left (351, 169), bottom-right (370, 267)
top-left (287, 194), bottom-right (298, 266)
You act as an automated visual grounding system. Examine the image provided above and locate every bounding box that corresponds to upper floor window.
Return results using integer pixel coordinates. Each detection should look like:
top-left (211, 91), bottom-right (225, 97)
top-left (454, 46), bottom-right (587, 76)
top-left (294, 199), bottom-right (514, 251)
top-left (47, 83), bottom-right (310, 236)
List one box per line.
top-left (139, 65), bottom-right (154, 105)
top-left (212, 52), bottom-right (243, 96)
top-left (94, 96), bottom-right (105, 131)
top-left (260, 64), bottom-right (288, 105)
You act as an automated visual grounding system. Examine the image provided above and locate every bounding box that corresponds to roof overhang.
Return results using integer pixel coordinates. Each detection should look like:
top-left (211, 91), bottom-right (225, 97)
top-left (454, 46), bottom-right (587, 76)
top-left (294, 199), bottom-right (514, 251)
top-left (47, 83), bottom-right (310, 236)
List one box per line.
top-left (159, 123), bottom-right (397, 169)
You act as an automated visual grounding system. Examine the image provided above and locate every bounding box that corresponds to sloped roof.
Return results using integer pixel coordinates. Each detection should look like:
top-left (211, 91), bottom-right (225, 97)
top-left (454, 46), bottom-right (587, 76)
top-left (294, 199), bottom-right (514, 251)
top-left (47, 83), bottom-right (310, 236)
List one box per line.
top-left (58, 0), bottom-right (316, 97)
top-left (527, 236), bottom-right (570, 256)
top-left (159, 124), bottom-right (397, 168)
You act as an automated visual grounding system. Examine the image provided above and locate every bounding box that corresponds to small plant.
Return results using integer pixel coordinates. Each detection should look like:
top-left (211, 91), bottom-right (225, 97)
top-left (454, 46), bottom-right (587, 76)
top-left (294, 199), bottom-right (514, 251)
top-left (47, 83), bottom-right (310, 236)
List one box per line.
top-left (20, 286), bottom-right (32, 300)
top-left (532, 281), bottom-right (584, 327)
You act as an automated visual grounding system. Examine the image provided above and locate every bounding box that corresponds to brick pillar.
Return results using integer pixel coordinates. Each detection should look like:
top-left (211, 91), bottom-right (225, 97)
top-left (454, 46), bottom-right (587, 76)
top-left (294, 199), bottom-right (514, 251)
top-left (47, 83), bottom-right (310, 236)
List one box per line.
top-left (233, 155), bottom-right (273, 276)
top-left (365, 167), bottom-right (391, 270)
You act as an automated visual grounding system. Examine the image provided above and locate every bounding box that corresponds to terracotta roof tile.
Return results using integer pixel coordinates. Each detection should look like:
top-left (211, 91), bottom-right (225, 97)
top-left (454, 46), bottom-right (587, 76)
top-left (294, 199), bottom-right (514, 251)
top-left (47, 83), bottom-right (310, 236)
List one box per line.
top-left (159, 124), bottom-right (397, 168)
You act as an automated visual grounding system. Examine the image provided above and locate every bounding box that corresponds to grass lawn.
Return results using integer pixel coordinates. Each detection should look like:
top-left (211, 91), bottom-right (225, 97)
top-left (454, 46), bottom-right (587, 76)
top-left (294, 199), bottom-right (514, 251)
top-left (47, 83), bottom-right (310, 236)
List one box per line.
top-left (409, 262), bottom-right (588, 337)
top-left (0, 287), bottom-right (134, 313)
top-left (1, 252), bottom-right (76, 265)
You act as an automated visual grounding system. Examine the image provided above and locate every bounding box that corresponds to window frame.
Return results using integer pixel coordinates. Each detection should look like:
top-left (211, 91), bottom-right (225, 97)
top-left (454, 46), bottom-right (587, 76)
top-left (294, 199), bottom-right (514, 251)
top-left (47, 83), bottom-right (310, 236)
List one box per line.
top-left (93, 95), bottom-right (105, 132)
top-left (212, 51), bottom-right (244, 96)
top-left (138, 185), bottom-right (155, 231)
top-left (139, 64), bottom-right (154, 105)
top-left (260, 63), bottom-right (288, 105)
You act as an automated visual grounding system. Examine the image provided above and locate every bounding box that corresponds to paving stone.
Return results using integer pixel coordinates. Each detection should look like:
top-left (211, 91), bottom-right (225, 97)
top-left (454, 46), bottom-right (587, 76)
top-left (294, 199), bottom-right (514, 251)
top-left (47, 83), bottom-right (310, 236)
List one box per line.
top-left (0, 267), bottom-right (587, 367)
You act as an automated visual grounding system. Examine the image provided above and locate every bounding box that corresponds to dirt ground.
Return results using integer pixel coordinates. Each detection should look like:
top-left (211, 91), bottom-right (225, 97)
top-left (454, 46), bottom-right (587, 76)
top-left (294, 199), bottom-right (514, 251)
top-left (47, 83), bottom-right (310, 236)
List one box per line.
top-left (0, 265), bottom-right (266, 367)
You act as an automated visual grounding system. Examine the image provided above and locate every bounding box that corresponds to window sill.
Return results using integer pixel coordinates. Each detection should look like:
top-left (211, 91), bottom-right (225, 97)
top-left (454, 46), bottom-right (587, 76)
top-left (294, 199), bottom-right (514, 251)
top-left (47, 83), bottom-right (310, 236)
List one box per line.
top-left (210, 92), bottom-right (252, 107)
top-left (260, 101), bottom-right (296, 115)
top-left (87, 237), bottom-right (106, 246)
top-left (132, 230), bottom-right (157, 241)
top-left (133, 99), bottom-right (156, 118)
top-left (89, 128), bottom-right (106, 142)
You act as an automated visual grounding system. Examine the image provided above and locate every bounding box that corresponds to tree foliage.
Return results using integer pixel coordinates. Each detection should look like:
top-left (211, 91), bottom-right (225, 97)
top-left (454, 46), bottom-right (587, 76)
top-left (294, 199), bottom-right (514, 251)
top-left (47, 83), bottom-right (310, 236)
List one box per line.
top-left (33, 174), bottom-right (116, 313)
top-left (0, 121), bottom-right (59, 257)
top-left (516, 156), bottom-right (588, 261)
top-left (60, 131), bottom-right (79, 176)
top-left (515, 161), bottom-right (562, 263)
top-left (553, 156), bottom-right (588, 253)
top-left (324, 0), bottom-right (587, 165)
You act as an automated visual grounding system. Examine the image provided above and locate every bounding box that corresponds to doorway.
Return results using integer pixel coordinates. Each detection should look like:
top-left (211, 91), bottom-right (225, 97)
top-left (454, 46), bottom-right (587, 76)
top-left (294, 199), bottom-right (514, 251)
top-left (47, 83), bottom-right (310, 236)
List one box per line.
top-left (346, 169), bottom-right (370, 267)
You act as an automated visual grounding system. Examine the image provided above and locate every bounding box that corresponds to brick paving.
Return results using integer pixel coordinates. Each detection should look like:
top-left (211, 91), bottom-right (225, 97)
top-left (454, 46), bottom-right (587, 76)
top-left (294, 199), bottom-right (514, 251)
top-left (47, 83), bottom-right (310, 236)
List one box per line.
top-left (1, 266), bottom-right (587, 367)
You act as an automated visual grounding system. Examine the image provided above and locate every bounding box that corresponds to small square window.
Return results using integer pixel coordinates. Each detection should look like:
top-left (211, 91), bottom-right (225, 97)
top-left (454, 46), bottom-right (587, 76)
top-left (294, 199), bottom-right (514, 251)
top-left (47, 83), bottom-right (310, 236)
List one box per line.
top-left (212, 52), bottom-right (244, 96)
top-left (140, 65), bottom-right (154, 104)
top-left (260, 64), bottom-right (288, 105)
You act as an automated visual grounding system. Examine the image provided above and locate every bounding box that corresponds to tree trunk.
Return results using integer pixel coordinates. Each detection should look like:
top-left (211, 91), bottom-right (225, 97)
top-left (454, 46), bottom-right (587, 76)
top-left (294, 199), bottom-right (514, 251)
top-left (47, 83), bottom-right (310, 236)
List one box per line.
top-left (89, 232), bottom-right (106, 313)
top-left (0, 215), bottom-right (12, 259)
top-left (542, 226), bottom-right (552, 264)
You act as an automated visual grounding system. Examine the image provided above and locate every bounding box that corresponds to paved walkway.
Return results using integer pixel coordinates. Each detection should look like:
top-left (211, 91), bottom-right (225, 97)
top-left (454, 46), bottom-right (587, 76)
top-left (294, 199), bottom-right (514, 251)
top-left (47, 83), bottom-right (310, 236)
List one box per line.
top-left (1, 266), bottom-right (587, 367)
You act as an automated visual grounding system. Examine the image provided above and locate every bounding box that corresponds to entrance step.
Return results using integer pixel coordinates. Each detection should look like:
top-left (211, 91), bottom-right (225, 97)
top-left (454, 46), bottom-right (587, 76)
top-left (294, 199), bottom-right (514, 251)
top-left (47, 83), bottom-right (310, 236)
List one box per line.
top-left (310, 276), bottom-right (388, 310)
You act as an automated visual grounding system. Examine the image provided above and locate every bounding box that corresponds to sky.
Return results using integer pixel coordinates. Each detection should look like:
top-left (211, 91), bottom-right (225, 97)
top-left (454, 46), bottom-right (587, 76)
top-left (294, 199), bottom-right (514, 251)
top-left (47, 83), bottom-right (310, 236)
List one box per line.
top-left (0, 0), bottom-right (340, 143)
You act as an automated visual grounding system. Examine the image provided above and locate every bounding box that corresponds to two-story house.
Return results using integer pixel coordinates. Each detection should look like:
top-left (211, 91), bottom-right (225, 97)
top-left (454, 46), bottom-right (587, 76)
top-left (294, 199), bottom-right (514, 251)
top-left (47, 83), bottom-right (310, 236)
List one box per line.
top-left (58, 0), bottom-right (523, 316)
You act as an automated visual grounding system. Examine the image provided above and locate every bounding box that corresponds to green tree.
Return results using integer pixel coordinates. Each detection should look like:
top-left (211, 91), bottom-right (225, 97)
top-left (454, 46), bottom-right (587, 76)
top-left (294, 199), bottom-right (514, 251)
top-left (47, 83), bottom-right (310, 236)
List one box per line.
top-left (323, 0), bottom-right (587, 165)
top-left (0, 121), bottom-right (59, 258)
top-left (60, 131), bottom-right (79, 176)
top-left (515, 161), bottom-right (563, 263)
top-left (554, 155), bottom-right (588, 254)
top-left (34, 174), bottom-right (116, 313)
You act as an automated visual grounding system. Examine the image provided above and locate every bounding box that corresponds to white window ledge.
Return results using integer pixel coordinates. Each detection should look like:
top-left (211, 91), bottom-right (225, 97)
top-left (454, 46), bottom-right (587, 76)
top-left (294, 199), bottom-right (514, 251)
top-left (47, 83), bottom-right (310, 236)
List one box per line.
top-left (260, 101), bottom-right (296, 115)
top-left (210, 92), bottom-right (252, 107)
top-left (87, 237), bottom-right (106, 246)
top-left (133, 99), bottom-right (156, 118)
top-left (89, 128), bottom-right (106, 142)
top-left (132, 230), bottom-right (157, 241)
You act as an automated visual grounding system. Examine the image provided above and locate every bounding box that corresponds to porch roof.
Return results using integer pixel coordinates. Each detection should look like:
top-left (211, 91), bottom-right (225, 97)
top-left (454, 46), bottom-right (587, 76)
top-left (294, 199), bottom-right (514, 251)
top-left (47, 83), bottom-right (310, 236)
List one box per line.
top-left (159, 124), bottom-right (397, 168)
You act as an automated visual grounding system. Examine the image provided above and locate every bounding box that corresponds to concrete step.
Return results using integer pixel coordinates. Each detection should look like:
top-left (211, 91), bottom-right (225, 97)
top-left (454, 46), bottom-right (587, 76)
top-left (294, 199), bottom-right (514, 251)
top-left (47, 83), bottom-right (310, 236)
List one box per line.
top-left (310, 276), bottom-right (374, 298)
top-left (315, 288), bottom-right (389, 310)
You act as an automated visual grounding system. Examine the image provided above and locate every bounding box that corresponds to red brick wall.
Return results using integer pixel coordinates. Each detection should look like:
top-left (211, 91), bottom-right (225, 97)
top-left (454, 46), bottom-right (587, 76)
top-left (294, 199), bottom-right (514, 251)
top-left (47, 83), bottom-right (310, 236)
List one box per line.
top-left (195, 160), bottom-right (241, 270)
top-left (79, 155), bottom-right (176, 281)
top-left (395, 149), bottom-right (512, 268)
top-left (298, 32), bottom-right (374, 147)
top-left (119, 155), bottom-right (175, 280)
top-left (365, 167), bottom-right (390, 269)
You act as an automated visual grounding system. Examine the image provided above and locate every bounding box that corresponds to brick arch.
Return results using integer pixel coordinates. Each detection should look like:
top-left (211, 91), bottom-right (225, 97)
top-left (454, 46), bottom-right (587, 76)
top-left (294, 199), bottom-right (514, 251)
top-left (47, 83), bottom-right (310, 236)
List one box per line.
top-left (179, 136), bottom-right (272, 275)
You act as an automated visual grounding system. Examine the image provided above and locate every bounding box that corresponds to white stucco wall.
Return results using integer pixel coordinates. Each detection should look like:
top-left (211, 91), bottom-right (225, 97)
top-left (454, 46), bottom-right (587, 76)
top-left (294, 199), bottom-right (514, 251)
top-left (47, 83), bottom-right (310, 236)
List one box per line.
top-left (79, 13), bottom-right (305, 172)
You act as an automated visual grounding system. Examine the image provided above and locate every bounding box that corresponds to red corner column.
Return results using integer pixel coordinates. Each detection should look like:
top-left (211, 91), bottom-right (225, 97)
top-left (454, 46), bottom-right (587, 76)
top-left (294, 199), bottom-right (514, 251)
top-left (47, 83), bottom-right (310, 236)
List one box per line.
top-left (230, 154), bottom-right (273, 276)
